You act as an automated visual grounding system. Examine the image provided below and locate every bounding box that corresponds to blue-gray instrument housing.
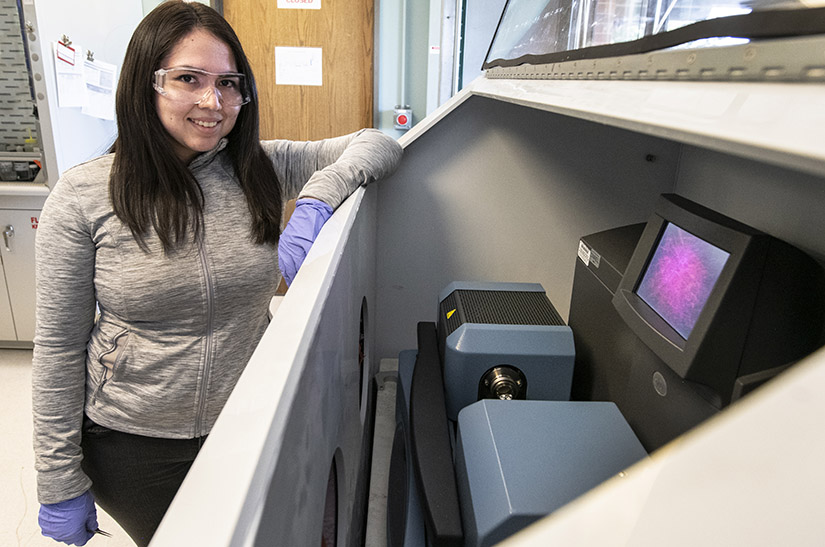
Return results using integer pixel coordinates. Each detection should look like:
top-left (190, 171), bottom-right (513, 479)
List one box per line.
top-left (438, 281), bottom-right (575, 421)
top-left (455, 400), bottom-right (647, 547)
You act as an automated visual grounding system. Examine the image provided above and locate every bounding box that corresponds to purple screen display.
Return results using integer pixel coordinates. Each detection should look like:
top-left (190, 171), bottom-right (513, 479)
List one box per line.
top-left (636, 223), bottom-right (730, 340)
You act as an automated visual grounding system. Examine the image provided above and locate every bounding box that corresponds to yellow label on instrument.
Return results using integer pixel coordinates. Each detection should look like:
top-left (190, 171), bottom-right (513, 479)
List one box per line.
top-left (446, 309), bottom-right (456, 319)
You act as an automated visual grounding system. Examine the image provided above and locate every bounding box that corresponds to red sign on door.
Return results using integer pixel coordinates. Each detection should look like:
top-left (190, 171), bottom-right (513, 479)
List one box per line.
top-left (31, 217), bottom-right (38, 229)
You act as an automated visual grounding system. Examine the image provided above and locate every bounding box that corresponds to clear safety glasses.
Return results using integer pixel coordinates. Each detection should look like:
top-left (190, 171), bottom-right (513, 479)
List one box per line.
top-left (153, 67), bottom-right (251, 107)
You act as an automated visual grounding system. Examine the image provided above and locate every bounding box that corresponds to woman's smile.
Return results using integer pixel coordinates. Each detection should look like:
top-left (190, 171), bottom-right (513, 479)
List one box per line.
top-left (190, 117), bottom-right (221, 129)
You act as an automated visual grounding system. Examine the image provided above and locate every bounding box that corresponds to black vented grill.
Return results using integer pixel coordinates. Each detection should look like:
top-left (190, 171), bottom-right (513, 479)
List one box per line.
top-left (440, 289), bottom-right (565, 337)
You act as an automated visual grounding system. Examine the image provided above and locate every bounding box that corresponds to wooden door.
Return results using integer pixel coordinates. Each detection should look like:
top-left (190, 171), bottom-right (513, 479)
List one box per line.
top-left (224, 0), bottom-right (374, 141)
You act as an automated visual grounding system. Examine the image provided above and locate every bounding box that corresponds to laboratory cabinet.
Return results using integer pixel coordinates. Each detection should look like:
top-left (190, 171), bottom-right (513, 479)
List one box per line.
top-left (0, 258), bottom-right (13, 338)
top-left (0, 206), bottom-right (39, 345)
top-left (0, 191), bottom-right (43, 347)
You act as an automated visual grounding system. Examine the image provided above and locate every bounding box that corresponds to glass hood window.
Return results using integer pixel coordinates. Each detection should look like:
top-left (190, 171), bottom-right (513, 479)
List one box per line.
top-left (485, 0), bottom-right (823, 66)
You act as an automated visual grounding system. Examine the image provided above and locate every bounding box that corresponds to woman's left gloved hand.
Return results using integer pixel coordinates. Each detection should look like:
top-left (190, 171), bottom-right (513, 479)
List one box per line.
top-left (278, 198), bottom-right (334, 286)
top-left (38, 490), bottom-right (98, 546)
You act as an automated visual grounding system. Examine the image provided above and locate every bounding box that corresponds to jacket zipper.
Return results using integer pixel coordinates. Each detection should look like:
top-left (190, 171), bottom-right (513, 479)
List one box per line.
top-left (91, 328), bottom-right (129, 405)
top-left (195, 238), bottom-right (215, 436)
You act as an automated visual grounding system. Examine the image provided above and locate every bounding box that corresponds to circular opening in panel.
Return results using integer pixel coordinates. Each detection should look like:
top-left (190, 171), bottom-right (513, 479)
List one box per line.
top-left (359, 297), bottom-right (368, 411)
top-left (321, 458), bottom-right (338, 547)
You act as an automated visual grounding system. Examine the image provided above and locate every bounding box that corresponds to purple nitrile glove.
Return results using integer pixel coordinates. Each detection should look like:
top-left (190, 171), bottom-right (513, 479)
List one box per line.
top-left (278, 198), bottom-right (334, 286)
top-left (38, 490), bottom-right (98, 546)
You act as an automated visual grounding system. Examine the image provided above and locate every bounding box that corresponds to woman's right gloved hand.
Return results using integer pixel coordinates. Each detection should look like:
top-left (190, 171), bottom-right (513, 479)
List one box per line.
top-left (278, 198), bottom-right (334, 286)
top-left (38, 490), bottom-right (98, 546)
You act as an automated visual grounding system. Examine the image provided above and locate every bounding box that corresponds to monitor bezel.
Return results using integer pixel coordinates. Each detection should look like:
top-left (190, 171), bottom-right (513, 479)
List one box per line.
top-left (612, 194), bottom-right (763, 380)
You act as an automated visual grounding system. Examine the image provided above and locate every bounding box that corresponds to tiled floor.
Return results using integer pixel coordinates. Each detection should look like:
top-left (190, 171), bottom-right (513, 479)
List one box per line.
top-left (1, 349), bottom-right (134, 547)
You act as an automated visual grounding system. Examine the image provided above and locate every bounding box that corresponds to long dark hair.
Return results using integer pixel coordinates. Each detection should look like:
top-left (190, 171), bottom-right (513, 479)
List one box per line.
top-left (110, 0), bottom-right (281, 252)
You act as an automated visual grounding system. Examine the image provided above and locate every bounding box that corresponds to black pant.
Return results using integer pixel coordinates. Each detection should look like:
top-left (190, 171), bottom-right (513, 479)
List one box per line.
top-left (80, 416), bottom-right (206, 547)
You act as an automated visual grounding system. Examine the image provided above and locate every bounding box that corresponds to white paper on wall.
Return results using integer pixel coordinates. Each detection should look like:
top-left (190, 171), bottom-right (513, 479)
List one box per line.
top-left (81, 59), bottom-right (116, 121)
top-left (54, 42), bottom-right (86, 107)
top-left (53, 42), bottom-right (118, 120)
top-left (275, 46), bottom-right (323, 86)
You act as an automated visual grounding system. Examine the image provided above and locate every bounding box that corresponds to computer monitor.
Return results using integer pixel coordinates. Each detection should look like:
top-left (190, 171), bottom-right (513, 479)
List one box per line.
top-left (613, 194), bottom-right (825, 406)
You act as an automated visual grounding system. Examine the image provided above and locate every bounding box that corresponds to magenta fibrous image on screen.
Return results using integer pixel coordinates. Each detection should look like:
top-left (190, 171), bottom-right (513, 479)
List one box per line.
top-left (636, 223), bottom-right (730, 339)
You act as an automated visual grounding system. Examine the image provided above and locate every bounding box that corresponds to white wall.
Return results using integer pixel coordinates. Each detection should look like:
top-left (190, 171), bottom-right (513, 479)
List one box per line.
top-left (142, 0), bottom-right (161, 14)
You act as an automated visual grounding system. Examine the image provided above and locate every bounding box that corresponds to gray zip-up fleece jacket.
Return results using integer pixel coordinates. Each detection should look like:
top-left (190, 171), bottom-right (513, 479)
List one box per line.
top-left (33, 129), bottom-right (402, 503)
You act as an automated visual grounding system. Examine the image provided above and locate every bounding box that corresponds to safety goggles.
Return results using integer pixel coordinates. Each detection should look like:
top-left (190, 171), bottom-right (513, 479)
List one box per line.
top-left (153, 67), bottom-right (251, 107)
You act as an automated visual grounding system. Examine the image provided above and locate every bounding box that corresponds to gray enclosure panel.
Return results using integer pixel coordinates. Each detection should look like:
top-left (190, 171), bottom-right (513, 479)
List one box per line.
top-left (375, 96), bottom-right (681, 360)
top-left (674, 145), bottom-right (825, 263)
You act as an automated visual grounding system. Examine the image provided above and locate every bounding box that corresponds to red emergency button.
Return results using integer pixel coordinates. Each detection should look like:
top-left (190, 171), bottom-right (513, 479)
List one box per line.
top-left (393, 106), bottom-right (412, 130)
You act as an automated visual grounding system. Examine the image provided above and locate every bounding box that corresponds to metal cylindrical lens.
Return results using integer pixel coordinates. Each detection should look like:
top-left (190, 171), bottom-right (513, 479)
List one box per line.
top-left (478, 366), bottom-right (527, 401)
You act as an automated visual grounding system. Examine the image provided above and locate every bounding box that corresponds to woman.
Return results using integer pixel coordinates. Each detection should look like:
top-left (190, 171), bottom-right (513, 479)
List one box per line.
top-left (32, 2), bottom-right (402, 545)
